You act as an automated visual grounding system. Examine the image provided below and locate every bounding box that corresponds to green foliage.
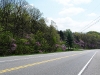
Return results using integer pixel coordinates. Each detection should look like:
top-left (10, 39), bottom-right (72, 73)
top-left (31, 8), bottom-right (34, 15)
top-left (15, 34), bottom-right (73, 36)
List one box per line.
top-left (57, 48), bottom-right (63, 52)
top-left (74, 31), bottom-right (100, 49)
top-left (0, 31), bottom-right (13, 56)
top-left (15, 37), bottom-right (34, 55)
top-left (58, 30), bottom-right (65, 41)
top-left (64, 29), bottom-right (74, 50)
top-left (20, 39), bottom-right (28, 44)
top-left (0, 0), bottom-right (79, 56)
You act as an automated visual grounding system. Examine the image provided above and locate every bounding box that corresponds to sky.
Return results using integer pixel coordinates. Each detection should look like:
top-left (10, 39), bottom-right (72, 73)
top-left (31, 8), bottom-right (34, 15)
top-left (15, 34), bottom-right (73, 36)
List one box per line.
top-left (26, 0), bottom-right (100, 32)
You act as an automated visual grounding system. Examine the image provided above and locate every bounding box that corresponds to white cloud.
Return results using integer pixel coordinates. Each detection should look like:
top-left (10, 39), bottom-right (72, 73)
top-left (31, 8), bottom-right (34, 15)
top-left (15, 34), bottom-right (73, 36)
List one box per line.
top-left (55, 0), bottom-right (92, 6)
top-left (85, 24), bottom-right (100, 32)
top-left (59, 7), bottom-right (85, 16)
top-left (88, 13), bottom-right (97, 17)
top-left (47, 16), bottom-right (100, 32)
top-left (55, 0), bottom-right (73, 6)
top-left (47, 0), bottom-right (99, 32)
top-left (47, 17), bottom-right (91, 32)
top-left (24, 4), bottom-right (34, 9)
top-left (30, 4), bottom-right (34, 7)
top-left (73, 0), bottom-right (92, 4)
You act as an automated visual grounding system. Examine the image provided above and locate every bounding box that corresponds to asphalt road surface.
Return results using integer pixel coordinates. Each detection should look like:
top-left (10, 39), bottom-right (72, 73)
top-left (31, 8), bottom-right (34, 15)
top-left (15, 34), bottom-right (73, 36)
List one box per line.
top-left (0, 49), bottom-right (99, 75)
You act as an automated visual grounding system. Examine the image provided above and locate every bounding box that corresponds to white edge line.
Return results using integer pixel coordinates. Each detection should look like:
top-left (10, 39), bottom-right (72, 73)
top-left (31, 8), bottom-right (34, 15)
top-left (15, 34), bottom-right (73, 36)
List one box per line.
top-left (78, 51), bottom-right (97, 75)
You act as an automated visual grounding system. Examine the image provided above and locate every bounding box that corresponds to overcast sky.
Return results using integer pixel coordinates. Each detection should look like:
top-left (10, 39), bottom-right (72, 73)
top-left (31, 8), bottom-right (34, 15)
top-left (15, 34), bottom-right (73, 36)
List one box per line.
top-left (27, 0), bottom-right (100, 32)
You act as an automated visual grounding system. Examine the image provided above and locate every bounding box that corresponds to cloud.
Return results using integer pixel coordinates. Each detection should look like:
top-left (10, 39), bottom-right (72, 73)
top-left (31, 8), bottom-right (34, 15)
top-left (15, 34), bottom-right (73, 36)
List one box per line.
top-left (59, 7), bottom-right (85, 16)
top-left (73, 0), bottom-right (92, 4)
top-left (85, 24), bottom-right (100, 32)
top-left (55, 0), bottom-right (92, 6)
top-left (24, 4), bottom-right (34, 9)
top-left (47, 17), bottom-right (90, 32)
top-left (47, 0), bottom-right (98, 32)
top-left (47, 17), bottom-right (100, 32)
top-left (88, 13), bottom-right (97, 17)
top-left (30, 4), bottom-right (34, 7)
top-left (55, 0), bottom-right (73, 6)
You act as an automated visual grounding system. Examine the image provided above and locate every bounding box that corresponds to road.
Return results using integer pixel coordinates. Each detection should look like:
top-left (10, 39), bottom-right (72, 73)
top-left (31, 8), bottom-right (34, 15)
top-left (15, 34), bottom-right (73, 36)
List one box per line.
top-left (0, 50), bottom-right (99, 75)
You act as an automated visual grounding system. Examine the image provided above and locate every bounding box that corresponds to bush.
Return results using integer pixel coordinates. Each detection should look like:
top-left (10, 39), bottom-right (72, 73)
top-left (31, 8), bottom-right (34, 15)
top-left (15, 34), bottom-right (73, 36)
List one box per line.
top-left (0, 31), bottom-right (13, 56)
top-left (15, 37), bottom-right (35, 55)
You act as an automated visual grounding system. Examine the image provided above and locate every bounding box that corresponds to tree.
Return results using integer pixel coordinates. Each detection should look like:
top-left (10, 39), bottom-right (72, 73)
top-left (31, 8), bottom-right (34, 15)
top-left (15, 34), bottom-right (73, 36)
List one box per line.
top-left (0, 0), bottom-right (62, 56)
top-left (64, 29), bottom-right (73, 50)
top-left (59, 30), bottom-right (64, 41)
top-left (73, 31), bottom-right (100, 49)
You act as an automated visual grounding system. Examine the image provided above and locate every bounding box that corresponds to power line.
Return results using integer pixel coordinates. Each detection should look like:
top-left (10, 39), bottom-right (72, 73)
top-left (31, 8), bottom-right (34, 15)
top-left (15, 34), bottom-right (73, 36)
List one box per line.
top-left (81, 16), bottom-right (100, 32)
top-left (79, 0), bottom-right (100, 32)
top-left (79, 16), bottom-right (100, 32)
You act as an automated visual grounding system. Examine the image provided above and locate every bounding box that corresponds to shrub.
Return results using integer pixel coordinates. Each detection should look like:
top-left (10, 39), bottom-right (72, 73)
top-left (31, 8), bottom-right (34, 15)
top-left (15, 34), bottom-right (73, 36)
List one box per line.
top-left (0, 31), bottom-right (13, 56)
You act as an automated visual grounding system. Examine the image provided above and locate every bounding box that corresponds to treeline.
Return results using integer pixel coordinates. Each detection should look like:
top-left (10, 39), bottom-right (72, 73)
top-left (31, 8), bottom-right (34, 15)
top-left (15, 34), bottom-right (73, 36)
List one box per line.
top-left (0, 0), bottom-right (100, 56)
top-left (0, 0), bottom-right (67, 56)
top-left (59, 30), bottom-right (100, 49)
top-left (74, 31), bottom-right (100, 49)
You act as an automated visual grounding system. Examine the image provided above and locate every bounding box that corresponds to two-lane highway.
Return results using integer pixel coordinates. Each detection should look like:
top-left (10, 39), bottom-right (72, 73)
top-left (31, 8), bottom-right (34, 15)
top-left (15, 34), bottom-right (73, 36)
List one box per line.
top-left (0, 50), bottom-right (99, 75)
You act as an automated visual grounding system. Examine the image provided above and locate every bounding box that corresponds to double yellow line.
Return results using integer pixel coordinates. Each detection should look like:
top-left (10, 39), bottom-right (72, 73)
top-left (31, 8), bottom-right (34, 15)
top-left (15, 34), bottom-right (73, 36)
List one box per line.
top-left (0, 52), bottom-right (84, 74)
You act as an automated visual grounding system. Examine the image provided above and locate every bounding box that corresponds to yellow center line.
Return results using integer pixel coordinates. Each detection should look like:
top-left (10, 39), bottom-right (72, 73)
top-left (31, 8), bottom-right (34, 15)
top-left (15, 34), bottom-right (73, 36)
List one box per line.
top-left (0, 52), bottom-right (84, 74)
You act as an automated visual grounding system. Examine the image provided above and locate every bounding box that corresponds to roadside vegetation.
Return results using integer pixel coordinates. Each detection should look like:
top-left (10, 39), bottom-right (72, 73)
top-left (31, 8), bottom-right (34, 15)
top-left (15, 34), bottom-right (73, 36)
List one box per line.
top-left (0, 0), bottom-right (100, 56)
